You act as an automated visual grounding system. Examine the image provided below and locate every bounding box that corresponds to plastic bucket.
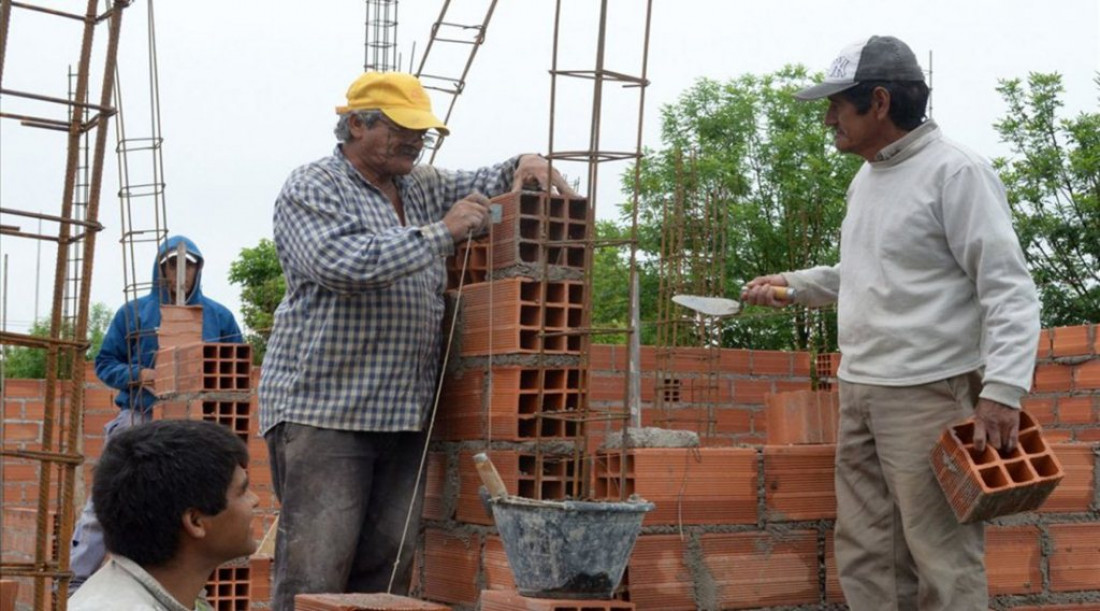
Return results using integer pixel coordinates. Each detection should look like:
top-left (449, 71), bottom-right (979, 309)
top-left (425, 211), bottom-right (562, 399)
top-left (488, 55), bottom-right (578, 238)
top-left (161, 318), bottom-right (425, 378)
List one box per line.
top-left (489, 496), bottom-right (654, 599)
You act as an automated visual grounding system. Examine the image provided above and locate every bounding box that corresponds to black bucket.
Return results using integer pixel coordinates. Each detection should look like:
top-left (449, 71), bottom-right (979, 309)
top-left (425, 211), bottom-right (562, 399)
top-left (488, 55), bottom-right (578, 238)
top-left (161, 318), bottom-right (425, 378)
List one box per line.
top-left (489, 496), bottom-right (654, 599)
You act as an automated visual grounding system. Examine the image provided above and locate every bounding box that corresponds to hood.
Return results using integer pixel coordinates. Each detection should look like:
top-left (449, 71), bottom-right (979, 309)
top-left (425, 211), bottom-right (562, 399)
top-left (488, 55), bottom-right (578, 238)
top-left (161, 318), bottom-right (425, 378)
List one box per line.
top-left (152, 235), bottom-right (206, 305)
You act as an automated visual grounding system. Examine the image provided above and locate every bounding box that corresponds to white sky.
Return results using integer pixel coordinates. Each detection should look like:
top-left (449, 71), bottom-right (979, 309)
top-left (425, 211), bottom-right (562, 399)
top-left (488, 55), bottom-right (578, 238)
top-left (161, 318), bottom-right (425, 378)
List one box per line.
top-left (1, 0), bottom-right (1098, 335)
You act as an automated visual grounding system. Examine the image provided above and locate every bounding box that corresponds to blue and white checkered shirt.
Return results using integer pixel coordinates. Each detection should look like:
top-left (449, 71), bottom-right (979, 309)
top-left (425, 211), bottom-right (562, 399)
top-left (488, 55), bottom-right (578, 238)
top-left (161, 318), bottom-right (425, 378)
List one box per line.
top-left (258, 146), bottom-right (518, 434)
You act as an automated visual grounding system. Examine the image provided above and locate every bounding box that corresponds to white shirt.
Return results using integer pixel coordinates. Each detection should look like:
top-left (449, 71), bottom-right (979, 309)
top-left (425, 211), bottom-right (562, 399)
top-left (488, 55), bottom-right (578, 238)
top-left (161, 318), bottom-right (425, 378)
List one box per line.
top-left (785, 120), bottom-right (1040, 407)
top-left (68, 555), bottom-right (210, 611)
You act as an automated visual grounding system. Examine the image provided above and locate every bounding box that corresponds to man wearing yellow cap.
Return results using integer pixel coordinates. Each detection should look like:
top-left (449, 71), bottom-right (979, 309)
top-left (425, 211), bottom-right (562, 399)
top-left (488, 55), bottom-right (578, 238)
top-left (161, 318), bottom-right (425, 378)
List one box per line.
top-left (258, 71), bottom-right (574, 609)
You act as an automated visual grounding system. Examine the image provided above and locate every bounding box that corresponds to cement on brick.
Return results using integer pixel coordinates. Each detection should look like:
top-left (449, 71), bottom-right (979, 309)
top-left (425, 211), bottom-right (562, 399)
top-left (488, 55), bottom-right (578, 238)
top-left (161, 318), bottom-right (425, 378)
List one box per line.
top-left (600, 427), bottom-right (699, 450)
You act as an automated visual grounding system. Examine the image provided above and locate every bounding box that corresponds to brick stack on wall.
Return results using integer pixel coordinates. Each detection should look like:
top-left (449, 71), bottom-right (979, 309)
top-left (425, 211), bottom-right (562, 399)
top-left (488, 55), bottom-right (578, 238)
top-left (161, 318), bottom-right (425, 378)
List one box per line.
top-left (151, 306), bottom-right (279, 611)
top-left (423, 190), bottom-right (602, 609)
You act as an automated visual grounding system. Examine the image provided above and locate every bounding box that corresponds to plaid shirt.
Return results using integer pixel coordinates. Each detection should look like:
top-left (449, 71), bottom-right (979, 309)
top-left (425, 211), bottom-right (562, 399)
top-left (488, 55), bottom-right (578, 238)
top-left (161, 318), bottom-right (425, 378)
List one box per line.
top-left (259, 146), bottom-right (518, 434)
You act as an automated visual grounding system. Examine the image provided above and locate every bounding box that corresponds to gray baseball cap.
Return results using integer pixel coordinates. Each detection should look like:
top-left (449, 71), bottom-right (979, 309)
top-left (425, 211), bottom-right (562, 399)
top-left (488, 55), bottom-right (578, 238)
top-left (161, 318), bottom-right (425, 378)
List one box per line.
top-left (795, 35), bottom-right (925, 101)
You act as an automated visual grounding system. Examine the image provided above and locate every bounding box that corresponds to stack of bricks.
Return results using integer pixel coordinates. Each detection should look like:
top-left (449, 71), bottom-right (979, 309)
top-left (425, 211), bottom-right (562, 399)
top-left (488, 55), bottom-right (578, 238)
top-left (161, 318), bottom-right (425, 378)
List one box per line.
top-left (426, 190), bottom-right (620, 609)
top-left (149, 306), bottom-right (275, 611)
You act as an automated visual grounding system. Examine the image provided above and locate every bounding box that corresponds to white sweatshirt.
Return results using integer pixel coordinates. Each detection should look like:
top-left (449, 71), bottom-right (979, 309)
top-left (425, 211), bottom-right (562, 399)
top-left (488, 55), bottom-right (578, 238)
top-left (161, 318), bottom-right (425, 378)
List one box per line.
top-left (785, 121), bottom-right (1040, 408)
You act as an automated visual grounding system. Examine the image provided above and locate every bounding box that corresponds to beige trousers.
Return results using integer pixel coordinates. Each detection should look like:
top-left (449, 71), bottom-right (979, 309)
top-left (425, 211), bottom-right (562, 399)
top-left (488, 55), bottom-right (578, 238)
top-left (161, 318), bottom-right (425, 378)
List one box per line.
top-left (835, 373), bottom-right (987, 611)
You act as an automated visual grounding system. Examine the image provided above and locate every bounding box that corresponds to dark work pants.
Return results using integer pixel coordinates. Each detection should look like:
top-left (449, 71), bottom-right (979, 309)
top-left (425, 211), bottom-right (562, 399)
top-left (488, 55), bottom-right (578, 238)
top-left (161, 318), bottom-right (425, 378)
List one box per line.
top-left (265, 423), bottom-right (428, 611)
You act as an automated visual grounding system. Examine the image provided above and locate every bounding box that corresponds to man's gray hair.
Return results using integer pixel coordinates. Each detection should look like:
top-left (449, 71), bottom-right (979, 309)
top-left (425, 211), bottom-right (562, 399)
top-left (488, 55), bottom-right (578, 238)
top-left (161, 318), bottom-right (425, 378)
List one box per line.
top-left (334, 110), bottom-right (384, 142)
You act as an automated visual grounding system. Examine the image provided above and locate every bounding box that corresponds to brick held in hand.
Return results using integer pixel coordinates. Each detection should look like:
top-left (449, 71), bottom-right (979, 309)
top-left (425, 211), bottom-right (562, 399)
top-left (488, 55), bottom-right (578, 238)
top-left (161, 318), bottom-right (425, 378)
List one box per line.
top-left (930, 410), bottom-right (1064, 523)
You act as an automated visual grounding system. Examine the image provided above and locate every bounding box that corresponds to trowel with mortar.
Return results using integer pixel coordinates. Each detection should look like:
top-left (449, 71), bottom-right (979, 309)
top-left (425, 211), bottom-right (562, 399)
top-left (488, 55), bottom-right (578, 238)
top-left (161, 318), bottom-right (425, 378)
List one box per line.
top-left (672, 285), bottom-right (796, 318)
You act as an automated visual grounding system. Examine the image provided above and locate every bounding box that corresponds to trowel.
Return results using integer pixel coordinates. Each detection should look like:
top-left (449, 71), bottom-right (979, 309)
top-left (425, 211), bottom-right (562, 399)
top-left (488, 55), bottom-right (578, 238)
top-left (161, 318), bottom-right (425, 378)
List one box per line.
top-left (474, 452), bottom-right (509, 517)
top-left (672, 286), bottom-right (796, 318)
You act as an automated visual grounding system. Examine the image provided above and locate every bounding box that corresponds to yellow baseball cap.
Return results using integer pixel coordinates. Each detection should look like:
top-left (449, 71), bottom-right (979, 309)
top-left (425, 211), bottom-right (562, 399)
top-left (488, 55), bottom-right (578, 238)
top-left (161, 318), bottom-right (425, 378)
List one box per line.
top-left (335, 72), bottom-right (450, 136)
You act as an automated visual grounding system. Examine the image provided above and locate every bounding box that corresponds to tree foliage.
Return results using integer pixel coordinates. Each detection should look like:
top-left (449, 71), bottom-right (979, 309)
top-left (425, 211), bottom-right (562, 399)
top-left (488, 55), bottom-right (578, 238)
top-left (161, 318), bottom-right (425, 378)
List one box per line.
top-left (2, 302), bottom-right (112, 379)
top-left (599, 67), bottom-right (858, 352)
top-left (994, 72), bottom-right (1100, 326)
top-left (227, 238), bottom-right (286, 363)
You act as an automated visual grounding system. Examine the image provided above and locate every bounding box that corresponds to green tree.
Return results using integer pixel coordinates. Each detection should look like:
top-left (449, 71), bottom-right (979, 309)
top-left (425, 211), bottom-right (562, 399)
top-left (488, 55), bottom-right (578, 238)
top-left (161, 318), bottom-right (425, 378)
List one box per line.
top-left (228, 239), bottom-right (286, 363)
top-left (994, 72), bottom-right (1100, 326)
top-left (2, 302), bottom-right (112, 379)
top-left (610, 67), bottom-right (859, 352)
top-left (588, 220), bottom-right (664, 345)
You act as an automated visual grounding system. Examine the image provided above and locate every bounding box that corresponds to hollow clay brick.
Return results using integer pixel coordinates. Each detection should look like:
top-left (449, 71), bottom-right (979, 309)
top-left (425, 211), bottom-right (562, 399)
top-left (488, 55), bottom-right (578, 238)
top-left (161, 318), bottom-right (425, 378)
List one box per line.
top-left (483, 536), bottom-right (516, 592)
top-left (458, 278), bottom-right (584, 356)
top-left (1035, 328), bottom-right (1054, 359)
top-left (1040, 443), bottom-right (1096, 514)
top-left (435, 366), bottom-right (585, 442)
top-left (1075, 360), bottom-right (1100, 391)
top-left (479, 589), bottom-right (634, 611)
top-left (294, 592), bottom-right (451, 610)
top-left (205, 563), bottom-right (251, 611)
top-left (421, 529), bottom-right (481, 605)
top-left (623, 535), bottom-right (694, 611)
top-left (155, 342), bottom-right (252, 395)
top-left (157, 397), bottom-right (251, 443)
top-left (764, 390), bottom-right (839, 445)
top-left (1048, 523), bottom-right (1100, 593)
top-left (763, 444), bottom-right (837, 521)
top-left (1052, 325), bottom-right (1092, 357)
top-left (701, 530), bottom-right (819, 608)
top-left (592, 448), bottom-right (757, 525)
top-left (930, 411), bottom-right (1064, 523)
top-left (158, 305), bottom-right (203, 349)
top-left (1034, 363), bottom-right (1074, 393)
top-left (985, 525), bottom-right (1042, 595)
top-left (446, 191), bottom-right (589, 288)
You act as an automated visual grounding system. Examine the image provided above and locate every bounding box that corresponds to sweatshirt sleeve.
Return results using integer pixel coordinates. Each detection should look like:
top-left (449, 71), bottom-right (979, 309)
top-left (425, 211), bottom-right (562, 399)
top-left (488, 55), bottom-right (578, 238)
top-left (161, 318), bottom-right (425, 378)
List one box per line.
top-left (94, 306), bottom-right (142, 393)
top-left (783, 264), bottom-right (841, 308)
top-left (941, 161), bottom-right (1040, 408)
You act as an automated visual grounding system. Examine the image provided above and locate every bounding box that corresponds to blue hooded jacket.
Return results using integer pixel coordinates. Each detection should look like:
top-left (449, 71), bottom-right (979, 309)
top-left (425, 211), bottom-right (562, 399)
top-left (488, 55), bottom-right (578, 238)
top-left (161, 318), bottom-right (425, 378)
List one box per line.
top-left (94, 235), bottom-right (243, 412)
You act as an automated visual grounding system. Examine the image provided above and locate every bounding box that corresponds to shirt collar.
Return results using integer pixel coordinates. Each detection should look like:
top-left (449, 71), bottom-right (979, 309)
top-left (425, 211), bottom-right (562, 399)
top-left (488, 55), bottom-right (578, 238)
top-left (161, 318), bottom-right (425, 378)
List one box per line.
top-left (111, 555), bottom-right (200, 611)
top-left (873, 119), bottom-right (939, 165)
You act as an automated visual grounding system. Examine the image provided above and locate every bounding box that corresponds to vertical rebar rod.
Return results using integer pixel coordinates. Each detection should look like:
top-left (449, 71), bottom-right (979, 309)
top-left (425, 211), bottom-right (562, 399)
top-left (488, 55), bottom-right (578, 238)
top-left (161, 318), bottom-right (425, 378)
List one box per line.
top-left (33, 0), bottom-right (98, 604)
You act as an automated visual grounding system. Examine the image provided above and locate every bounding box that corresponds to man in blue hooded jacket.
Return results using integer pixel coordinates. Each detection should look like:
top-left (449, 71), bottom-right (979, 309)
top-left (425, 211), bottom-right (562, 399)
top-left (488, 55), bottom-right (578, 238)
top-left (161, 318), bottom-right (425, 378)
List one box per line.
top-left (68, 235), bottom-right (244, 593)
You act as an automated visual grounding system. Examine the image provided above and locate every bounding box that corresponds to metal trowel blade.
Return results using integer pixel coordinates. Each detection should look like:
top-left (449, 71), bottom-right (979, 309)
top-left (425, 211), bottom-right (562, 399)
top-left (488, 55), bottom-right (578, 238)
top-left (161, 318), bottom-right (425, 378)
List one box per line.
top-left (671, 294), bottom-right (743, 318)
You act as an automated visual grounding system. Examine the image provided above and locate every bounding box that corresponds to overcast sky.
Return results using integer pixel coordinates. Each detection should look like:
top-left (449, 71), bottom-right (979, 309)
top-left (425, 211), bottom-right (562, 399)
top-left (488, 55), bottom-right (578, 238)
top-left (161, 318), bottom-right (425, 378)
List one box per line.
top-left (1, 0), bottom-right (1097, 335)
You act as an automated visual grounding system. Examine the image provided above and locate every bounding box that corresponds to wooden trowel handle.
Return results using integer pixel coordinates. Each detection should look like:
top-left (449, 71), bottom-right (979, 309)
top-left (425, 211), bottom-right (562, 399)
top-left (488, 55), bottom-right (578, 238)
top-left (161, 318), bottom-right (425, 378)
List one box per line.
top-left (771, 286), bottom-right (795, 301)
top-left (473, 453), bottom-right (508, 499)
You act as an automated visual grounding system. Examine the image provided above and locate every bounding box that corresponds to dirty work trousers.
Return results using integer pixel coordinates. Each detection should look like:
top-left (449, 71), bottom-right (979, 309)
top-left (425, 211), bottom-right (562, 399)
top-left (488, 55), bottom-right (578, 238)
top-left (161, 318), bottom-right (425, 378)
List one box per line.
top-left (265, 423), bottom-right (428, 611)
top-left (69, 409), bottom-right (152, 593)
top-left (835, 373), bottom-right (987, 611)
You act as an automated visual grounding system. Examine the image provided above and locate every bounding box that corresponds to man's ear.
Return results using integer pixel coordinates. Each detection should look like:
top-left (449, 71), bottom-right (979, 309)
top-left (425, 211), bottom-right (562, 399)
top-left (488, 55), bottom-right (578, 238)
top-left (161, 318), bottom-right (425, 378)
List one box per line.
top-left (348, 113), bottom-right (369, 139)
top-left (871, 86), bottom-right (892, 121)
top-left (181, 508), bottom-right (207, 540)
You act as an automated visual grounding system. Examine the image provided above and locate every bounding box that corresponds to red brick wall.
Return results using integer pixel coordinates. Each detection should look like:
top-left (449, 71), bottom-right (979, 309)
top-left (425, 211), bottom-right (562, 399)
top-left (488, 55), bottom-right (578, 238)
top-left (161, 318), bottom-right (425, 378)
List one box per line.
top-left (5, 323), bottom-right (1100, 610)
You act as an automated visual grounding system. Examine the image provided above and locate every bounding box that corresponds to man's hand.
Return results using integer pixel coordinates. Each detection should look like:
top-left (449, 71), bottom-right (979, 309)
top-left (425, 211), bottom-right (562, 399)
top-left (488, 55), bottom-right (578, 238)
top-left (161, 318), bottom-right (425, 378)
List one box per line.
top-left (740, 274), bottom-right (791, 307)
top-left (443, 192), bottom-right (491, 242)
top-left (138, 368), bottom-right (156, 387)
top-left (511, 154), bottom-right (578, 196)
top-left (972, 399), bottom-right (1020, 454)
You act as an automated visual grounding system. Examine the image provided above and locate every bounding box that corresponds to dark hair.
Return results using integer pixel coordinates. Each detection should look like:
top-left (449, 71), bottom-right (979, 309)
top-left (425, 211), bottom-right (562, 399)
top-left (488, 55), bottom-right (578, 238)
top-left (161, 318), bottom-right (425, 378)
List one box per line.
top-left (92, 419), bottom-right (249, 567)
top-left (837, 80), bottom-right (930, 130)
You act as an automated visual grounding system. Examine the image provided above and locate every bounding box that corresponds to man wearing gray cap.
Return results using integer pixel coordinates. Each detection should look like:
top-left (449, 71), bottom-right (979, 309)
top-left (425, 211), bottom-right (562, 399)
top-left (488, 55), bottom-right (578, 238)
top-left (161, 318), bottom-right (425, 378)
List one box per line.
top-left (742, 36), bottom-right (1039, 609)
